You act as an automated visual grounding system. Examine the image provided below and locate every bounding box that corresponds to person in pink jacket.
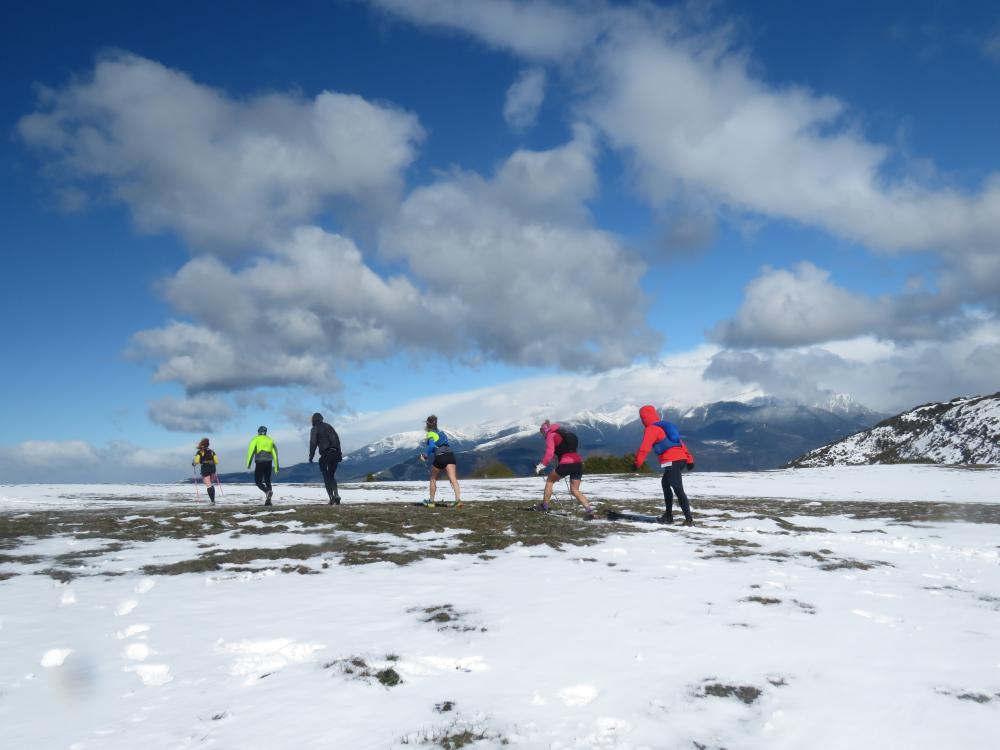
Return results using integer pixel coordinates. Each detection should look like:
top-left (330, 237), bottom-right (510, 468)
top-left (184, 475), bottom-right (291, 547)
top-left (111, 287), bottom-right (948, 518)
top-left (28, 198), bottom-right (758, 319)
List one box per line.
top-left (534, 420), bottom-right (596, 517)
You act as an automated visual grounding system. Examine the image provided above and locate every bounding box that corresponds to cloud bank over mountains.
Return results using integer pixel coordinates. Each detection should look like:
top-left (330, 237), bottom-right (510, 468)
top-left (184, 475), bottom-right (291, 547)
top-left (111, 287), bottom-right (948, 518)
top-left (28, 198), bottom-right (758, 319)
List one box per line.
top-left (15, 1), bottom-right (1000, 445)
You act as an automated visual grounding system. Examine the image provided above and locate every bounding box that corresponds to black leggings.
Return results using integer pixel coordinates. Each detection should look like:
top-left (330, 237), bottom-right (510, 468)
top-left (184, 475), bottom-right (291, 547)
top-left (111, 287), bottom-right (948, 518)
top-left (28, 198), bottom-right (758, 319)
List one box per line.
top-left (319, 450), bottom-right (341, 500)
top-left (254, 462), bottom-right (273, 494)
top-left (661, 462), bottom-right (692, 520)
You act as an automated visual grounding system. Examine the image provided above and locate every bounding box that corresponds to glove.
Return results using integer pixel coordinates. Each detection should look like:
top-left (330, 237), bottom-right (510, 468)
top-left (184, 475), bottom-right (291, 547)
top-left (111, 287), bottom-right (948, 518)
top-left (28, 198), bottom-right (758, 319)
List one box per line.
top-left (309, 457), bottom-right (314, 463)
top-left (535, 463), bottom-right (547, 475)
top-left (419, 454), bottom-right (427, 462)
top-left (687, 461), bottom-right (695, 472)
top-left (631, 462), bottom-right (640, 472)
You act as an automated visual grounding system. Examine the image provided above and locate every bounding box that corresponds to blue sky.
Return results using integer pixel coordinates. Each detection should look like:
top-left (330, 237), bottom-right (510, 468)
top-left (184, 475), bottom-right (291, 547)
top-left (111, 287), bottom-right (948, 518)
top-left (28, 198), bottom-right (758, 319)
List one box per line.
top-left (3, 0), bottom-right (999, 480)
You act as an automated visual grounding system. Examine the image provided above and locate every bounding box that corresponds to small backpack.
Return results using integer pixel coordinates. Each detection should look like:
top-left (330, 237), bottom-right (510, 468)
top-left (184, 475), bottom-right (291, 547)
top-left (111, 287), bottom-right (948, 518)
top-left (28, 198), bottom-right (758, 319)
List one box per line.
top-left (554, 428), bottom-right (579, 455)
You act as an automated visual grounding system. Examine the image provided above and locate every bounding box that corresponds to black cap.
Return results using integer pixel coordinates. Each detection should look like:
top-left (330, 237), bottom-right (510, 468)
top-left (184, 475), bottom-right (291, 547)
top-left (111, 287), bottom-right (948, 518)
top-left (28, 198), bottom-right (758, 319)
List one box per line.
top-left (311, 412), bottom-right (323, 425)
top-left (257, 426), bottom-right (267, 435)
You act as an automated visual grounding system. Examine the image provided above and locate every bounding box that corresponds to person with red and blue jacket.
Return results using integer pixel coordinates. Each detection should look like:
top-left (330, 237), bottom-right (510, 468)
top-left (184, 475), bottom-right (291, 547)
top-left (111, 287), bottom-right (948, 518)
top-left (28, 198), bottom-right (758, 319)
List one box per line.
top-left (634, 405), bottom-right (695, 525)
top-left (534, 420), bottom-right (596, 517)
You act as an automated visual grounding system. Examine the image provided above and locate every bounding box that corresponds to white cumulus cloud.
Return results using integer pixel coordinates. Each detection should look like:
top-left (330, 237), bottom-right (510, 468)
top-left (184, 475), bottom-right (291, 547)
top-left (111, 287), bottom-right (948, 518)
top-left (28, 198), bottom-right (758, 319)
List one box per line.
top-left (147, 395), bottom-right (237, 433)
top-left (713, 263), bottom-right (886, 347)
top-left (18, 53), bottom-right (424, 249)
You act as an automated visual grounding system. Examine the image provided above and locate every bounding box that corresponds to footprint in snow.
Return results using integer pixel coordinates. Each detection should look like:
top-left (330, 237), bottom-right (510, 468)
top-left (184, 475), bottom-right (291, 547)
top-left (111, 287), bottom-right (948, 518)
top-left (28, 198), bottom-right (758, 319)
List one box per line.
top-left (124, 664), bottom-right (172, 686)
top-left (556, 684), bottom-right (599, 707)
top-left (852, 609), bottom-right (901, 626)
top-left (124, 643), bottom-right (151, 661)
top-left (116, 624), bottom-right (150, 640)
top-left (115, 600), bottom-right (138, 616)
top-left (59, 590), bottom-right (77, 607)
top-left (134, 578), bottom-right (156, 595)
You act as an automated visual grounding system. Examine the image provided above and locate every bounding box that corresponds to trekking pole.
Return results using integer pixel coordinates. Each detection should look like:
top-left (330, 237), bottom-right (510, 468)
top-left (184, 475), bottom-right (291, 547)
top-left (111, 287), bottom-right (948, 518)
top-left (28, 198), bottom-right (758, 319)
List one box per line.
top-left (193, 466), bottom-right (200, 501)
top-left (214, 472), bottom-right (223, 497)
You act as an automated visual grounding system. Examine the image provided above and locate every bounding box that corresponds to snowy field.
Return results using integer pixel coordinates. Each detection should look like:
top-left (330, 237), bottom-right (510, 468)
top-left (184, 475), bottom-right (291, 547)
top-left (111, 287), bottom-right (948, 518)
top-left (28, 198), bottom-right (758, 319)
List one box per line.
top-left (3, 463), bottom-right (998, 510)
top-left (1, 466), bottom-right (999, 749)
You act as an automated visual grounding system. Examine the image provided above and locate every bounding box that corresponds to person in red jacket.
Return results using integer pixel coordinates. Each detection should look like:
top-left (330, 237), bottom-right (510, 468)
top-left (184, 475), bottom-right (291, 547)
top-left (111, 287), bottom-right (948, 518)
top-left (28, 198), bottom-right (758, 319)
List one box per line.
top-left (534, 420), bottom-right (596, 517)
top-left (633, 405), bottom-right (695, 525)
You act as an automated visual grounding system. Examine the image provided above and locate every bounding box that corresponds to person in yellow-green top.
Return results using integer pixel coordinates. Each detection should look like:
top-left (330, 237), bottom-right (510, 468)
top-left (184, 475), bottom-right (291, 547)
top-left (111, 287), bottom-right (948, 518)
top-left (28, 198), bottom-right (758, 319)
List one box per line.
top-left (418, 415), bottom-right (462, 507)
top-left (192, 437), bottom-right (220, 505)
top-left (247, 426), bottom-right (279, 506)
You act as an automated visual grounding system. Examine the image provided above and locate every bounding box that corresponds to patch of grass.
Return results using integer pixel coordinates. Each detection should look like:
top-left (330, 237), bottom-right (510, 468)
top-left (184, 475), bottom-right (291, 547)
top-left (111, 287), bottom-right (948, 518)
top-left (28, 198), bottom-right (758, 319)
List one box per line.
top-left (376, 667), bottom-right (402, 687)
top-left (956, 692), bottom-right (992, 703)
top-left (798, 549), bottom-right (893, 572)
top-left (4, 494), bottom-right (994, 580)
top-left (400, 722), bottom-right (508, 748)
top-left (773, 518), bottom-right (831, 533)
top-left (0, 553), bottom-right (44, 565)
top-left (412, 605), bottom-right (486, 633)
top-left (701, 682), bottom-right (762, 704)
top-left (743, 596), bottom-right (782, 605)
top-left (322, 655), bottom-right (402, 688)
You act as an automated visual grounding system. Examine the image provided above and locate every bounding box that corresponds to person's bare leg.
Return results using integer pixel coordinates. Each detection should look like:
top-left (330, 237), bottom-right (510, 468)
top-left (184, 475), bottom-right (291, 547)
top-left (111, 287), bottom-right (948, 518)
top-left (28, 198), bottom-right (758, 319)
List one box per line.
top-left (542, 472), bottom-right (557, 506)
top-left (445, 464), bottom-right (461, 503)
top-left (202, 475), bottom-right (216, 504)
top-left (570, 479), bottom-right (592, 511)
top-left (429, 466), bottom-right (439, 502)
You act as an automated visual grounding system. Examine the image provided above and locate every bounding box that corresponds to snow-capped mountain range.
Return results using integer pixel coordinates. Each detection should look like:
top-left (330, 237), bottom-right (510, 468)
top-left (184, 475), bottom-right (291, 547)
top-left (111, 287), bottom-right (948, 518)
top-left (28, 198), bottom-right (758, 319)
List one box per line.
top-left (790, 392), bottom-right (1000, 467)
top-left (219, 393), bottom-right (887, 483)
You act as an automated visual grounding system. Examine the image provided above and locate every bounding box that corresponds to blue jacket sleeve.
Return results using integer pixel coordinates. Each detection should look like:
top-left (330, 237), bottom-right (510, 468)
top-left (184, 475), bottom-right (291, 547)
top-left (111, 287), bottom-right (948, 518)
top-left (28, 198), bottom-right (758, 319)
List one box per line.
top-left (425, 436), bottom-right (438, 459)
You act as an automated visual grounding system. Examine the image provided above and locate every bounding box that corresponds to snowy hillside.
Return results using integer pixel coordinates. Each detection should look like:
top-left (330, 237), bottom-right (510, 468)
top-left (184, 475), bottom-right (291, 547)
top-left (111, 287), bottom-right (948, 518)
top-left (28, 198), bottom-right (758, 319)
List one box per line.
top-left (791, 392), bottom-right (1000, 467)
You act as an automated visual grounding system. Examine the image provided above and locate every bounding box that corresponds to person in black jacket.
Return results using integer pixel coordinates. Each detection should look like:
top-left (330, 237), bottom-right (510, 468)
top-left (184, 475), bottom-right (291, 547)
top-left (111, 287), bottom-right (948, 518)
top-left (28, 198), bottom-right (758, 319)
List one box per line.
top-left (309, 412), bottom-right (342, 505)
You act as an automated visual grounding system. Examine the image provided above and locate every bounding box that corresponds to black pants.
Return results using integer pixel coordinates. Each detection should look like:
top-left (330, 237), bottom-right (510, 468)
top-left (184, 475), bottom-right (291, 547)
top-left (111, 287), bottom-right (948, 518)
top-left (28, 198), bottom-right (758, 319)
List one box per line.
top-left (254, 462), bottom-right (273, 494)
top-left (319, 449), bottom-right (341, 500)
top-left (661, 462), bottom-right (692, 521)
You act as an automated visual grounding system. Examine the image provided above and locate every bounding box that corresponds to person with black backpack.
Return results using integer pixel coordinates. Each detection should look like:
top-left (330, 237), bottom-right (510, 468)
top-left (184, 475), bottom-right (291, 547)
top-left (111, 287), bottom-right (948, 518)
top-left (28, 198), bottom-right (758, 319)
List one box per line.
top-left (534, 420), bottom-right (595, 518)
top-left (192, 437), bottom-right (220, 505)
top-left (308, 412), bottom-right (342, 505)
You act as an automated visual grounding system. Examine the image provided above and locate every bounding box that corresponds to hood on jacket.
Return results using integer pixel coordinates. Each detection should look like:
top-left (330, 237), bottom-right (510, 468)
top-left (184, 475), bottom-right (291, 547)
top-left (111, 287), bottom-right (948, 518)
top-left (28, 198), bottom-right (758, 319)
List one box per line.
top-left (639, 405), bottom-right (659, 427)
top-left (542, 421), bottom-right (560, 436)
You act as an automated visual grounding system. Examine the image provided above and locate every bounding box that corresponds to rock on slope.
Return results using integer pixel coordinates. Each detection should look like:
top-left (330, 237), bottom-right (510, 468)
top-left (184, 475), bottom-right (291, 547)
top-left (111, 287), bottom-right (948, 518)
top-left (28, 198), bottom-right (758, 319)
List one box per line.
top-left (789, 392), bottom-right (1000, 467)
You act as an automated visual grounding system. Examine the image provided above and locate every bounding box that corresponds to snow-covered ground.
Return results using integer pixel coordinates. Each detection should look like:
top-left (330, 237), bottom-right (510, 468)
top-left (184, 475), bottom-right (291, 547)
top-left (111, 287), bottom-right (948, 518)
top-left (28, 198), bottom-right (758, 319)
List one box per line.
top-left (2, 464), bottom-right (998, 510)
top-left (1, 466), bottom-right (999, 749)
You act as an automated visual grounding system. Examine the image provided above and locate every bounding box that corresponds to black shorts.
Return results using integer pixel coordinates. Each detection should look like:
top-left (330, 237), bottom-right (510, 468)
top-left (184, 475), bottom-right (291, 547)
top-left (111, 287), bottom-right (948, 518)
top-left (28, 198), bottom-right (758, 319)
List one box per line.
top-left (432, 452), bottom-right (457, 470)
top-left (555, 462), bottom-right (583, 480)
top-left (200, 464), bottom-right (217, 477)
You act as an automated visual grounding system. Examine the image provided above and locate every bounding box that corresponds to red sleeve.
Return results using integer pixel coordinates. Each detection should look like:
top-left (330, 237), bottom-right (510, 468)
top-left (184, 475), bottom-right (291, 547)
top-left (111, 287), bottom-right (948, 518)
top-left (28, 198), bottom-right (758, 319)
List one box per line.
top-left (635, 425), bottom-right (665, 466)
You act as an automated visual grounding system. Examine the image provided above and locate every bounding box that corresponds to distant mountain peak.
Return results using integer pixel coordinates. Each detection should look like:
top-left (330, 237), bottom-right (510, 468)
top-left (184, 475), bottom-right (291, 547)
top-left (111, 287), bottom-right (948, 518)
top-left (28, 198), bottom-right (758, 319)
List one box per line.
top-left (790, 391), bottom-right (1000, 467)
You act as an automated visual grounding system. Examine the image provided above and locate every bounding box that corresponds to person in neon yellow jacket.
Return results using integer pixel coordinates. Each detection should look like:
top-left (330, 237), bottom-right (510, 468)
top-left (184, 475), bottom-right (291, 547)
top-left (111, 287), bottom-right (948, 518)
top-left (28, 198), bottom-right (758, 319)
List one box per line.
top-left (246, 426), bottom-right (279, 506)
